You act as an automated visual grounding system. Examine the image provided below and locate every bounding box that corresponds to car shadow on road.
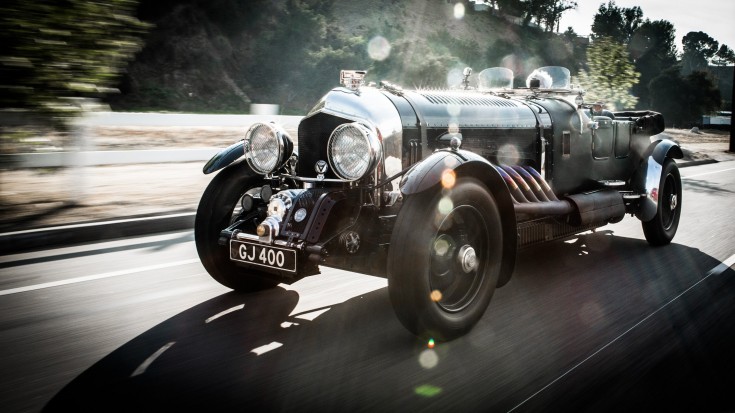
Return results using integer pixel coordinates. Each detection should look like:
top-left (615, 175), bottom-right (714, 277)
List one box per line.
top-left (42, 232), bottom-right (735, 412)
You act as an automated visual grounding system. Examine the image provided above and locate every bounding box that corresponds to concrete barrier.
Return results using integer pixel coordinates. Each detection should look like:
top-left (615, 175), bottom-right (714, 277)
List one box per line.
top-left (1, 148), bottom-right (221, 168)
top-left (2, 112), bottom-right (303, 168)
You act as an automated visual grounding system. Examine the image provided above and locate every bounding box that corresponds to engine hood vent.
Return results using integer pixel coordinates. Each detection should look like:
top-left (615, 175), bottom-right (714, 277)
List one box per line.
top-left (420, 92), bottom-right (517, 108)
top-left (403, 91), bottom-right (537, 129)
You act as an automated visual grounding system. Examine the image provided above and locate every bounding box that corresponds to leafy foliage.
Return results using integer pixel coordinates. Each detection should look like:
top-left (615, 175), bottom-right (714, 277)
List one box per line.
top-left (243, 0), bottom-right (370, 113)
top-left (0, 0), bottom-right (148, 125)
top-left (575, 37), bottom-right (640, 110)
top-left (95, 0), bottom-right (732, 124)
top-left (112, 0), bottom-right (589, 113)
top-left (591, 1), bottom-right (642, 44)
top-left (494, 0), bottom-right (577, 32)
top-left (628, 19), bottom-right (678, 108)
top-left (680, 31), bottom-right (720, 74)
top-left (712, 45), bottom-right (735, 67)
top-left (589, 3), bottom-right (729, 121)
top-left (649, 68), bottom-right (721, 127)
top-left (537, 0), bottom-right (578, 33)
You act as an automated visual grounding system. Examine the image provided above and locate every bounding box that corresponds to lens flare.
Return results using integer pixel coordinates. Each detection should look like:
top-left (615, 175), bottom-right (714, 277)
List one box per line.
top-left (438, 197), bottom-right (454, 215)
top-left (498, 143), bottom-right (520, 165)
top-left (441, 169), bottom-right (456, 189)
top-left (432, 238), bottom-right (450, 257)
top-left (446, 67), bottom-right (464, 88)
top-left (446, 103), bottom-right (461, 117)
top-left (415, 383), bottom-right (442, 397)
top-left (453, 2), bottom-right (465, 19)
top-left (367, 36), bottom-right (391, 61)
top-left (579, 301), bottom-right (605, 327)
top-left (442, 156), bottom-right (460, 169)
top-left (418, 349), bottom-right (439, 369)
top-left (428, 338), bottom-right (436, 349)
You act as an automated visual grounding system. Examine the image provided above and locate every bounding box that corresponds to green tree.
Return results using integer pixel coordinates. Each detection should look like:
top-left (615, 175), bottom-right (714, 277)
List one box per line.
top-left (561, 27), bottom-right (587, 71)
top-left (431, 30), bottom-right (484, 71)
top-left (712, 44), bottom-right (735, 67)
top-left (649, 67), bottom-right (721, 127)
top-left (680, 31), bottom-right (719, 75)
top-left (494, 0), bottom-right (576, 32)
top-left (576, 36), bottom-right (640, 110)
top-left (495, 0), bottom-right (525, 17)
top-left (628, 19), bottom-right (678, 108)
top-left (540, 0), bottom-right (577, 33)
top-left (244, 0), bottom-right (367, 113)
top-left (591, 1), bottom-right (642, 44)
top-left (0, 0), bottom-right (148, 125)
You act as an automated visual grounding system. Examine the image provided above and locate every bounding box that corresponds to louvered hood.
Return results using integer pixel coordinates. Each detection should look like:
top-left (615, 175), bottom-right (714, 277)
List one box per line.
top-left (401, 90), bottom-right (538, 129)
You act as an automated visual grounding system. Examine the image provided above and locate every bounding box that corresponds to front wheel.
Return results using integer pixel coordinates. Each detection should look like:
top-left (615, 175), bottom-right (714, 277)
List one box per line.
top-left (195, 162), bottom-right (279, 292)
top-left (642, 159), bottom-right (682, 246)
top-left (387, 178), bottom-right (503, 341)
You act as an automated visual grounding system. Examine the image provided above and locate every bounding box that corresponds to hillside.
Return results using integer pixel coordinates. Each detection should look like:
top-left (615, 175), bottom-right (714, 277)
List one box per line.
top-left (108, 0), bottom-right (580, 114)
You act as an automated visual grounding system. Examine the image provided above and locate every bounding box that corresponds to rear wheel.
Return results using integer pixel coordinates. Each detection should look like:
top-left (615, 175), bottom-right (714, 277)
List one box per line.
top-left (642, 159), bottom-right (682, 246)
top-left (387, 178), bottom-right (503, 341)
top-left (195, 163), bottom-right (279, 292)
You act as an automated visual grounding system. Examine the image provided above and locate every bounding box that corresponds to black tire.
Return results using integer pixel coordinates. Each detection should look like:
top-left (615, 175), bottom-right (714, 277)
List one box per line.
top-left (195, 162), bottom-right (279, 292)
top-left (387, 178), bottom-right (503, 341)
top-left (642, 159), bottom-right (682, 246)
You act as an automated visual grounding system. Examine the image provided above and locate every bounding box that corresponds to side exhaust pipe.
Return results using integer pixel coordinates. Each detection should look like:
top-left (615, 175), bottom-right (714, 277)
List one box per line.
top-left (496, 165), bottom-right (625, 224)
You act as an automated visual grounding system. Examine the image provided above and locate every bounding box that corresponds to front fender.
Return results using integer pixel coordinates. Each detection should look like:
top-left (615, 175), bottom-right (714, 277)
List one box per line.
top-left (399, 150), bottom-right (463, 195)
top-left (633, 139), bottom-right (683, 222)
top-left (399, 149), bottom-right (518, 288)
top-left (203, 140), bottom-right (245, 174)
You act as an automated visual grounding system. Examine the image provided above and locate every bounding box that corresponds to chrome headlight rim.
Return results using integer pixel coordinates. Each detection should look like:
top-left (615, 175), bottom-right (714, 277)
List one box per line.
top-left (244, 122), bottom-right (294, 175)
top-left (327, 122), bottom-right (382, 182)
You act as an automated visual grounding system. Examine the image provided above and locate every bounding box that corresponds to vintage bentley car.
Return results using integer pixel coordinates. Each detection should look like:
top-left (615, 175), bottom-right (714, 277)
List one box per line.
top-left (195, 66), bottom-right (682, 340)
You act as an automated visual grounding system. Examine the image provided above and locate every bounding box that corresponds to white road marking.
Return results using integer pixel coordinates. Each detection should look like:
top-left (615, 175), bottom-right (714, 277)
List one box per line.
top-left (508, 252), bottom-right (735, 412)
top-left (131, 341), bottom-right (176, 377)
top-left (205, 304), bottom-right (245, 324)
top-left (707, 254), bottom-right (735, 276)
top-left (251, 341), bottom-right (283, 356)
top-left (683, 166), bottom-right (735, 179)
top-left (0, 259), bottom-right (200, 296)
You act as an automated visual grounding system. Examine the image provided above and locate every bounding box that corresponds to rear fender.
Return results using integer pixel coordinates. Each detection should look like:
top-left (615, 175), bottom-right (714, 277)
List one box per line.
top-left (399, 149), bottom-right (517, 287)
top-left (633, 139), bottom-right (683, 222)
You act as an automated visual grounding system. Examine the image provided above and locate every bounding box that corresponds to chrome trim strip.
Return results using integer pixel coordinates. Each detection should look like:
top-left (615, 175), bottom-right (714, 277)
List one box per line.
top-left (235, 232), bottom-right (303, 250)
top-left (283, 174), bottom-right (347, 183)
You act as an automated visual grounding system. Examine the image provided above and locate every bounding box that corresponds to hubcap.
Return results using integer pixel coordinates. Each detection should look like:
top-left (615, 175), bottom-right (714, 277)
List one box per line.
top-left (458, 245), bottom-right (477, 273)
top-left (429, 205), bottom-right (487, 313)
top-left (669, 193), bottom-right (678, 211)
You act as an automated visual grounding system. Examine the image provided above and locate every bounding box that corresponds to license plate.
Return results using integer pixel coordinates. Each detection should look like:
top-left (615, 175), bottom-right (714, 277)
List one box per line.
top-left (229, 240), bottom-right (297, 272)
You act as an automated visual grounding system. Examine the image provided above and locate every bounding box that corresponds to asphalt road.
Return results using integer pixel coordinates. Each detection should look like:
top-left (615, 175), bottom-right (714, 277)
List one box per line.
top-left (1, 161), bottom-right (734, 412)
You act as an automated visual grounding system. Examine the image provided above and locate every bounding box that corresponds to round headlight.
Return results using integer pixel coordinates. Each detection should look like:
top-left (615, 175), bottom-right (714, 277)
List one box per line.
top-left (244, 122), bottom-right (293, 175)
top-left (328, 122), bottom-right (382, 181)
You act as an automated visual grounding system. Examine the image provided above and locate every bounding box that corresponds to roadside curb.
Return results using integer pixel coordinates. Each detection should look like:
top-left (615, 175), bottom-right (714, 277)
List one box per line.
top-left (677, 159), bottom-right (719, 168)
top-left (0, 212), bottom-right (195, 254)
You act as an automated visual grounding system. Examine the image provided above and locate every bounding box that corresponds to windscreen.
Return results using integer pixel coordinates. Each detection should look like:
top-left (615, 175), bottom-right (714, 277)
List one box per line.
top-left (478, 67), bottom-right (514, 91)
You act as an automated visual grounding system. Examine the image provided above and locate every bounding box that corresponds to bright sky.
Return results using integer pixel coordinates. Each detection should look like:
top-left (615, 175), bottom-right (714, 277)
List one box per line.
top-left (558, 0), bottom-right (735, 52)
